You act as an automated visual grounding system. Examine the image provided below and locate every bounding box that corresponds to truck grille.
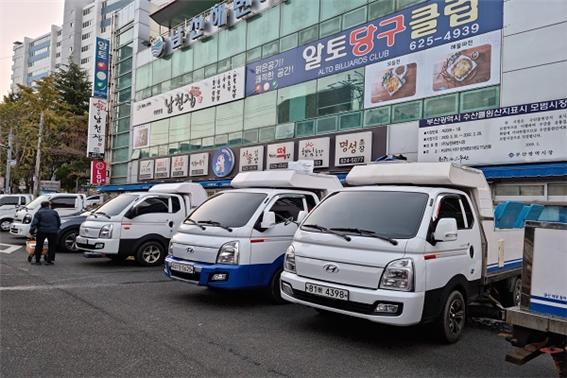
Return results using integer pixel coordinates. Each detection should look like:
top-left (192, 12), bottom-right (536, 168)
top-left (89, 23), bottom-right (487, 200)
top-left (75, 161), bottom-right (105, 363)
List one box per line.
top-left (291, 289), bottom-right (377, 315)
top-left (171, 270), bottom-right (201, 282)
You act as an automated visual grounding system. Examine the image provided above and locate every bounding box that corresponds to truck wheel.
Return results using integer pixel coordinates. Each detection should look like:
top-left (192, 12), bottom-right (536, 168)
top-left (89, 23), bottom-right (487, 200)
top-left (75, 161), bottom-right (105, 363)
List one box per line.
top-left (135, 241), bottom-right (165, 267)
top-left (0, 218), bottom-right (12, 232)
top-left (502, 277), bottom-right (522, 307)
top-left (60, 229), bottom-right (80, 253)
top-left (268, 268), bottom-right (287, 304)
top-left (437, 290), bottom-right (466, 344)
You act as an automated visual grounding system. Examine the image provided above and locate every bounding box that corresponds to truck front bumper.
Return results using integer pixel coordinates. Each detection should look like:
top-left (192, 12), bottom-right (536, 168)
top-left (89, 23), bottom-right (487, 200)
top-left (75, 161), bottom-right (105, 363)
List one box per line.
top-left (76, 236), bottom-right (120, 255)
top-left (280, 271), bottom-right (425, 326)
top-left (10, 222), bottom-right (30, 237)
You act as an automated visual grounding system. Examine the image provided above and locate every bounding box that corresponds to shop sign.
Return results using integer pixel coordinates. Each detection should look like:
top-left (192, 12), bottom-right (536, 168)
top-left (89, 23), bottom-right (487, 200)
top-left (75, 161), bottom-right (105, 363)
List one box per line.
top-left (418, 98), bottom-right (567, 165)
top-left (132, 124), bottom-right (150, 149)
top-left (335, 131), bottom-right (372, 166)
top-left (132, 67), bottom-right (245, 126)
top-left (364, 30), bottom-right (500, 108)
top-left (87, 98), bottom-right (107, 159)
top-left (171, 155), bottom-right (189, 177)
top-left (155, 157), bottom-right (171, 179)
top-left (90, 160), bottom-right (107, 185)
top-left (190, 153), bottom-right (209, 176)
top-left (298, 137), bottom-right (330, 168)
top-left (239, 146), bottom-right (264, 172)
top-left (139, 160), bottom-right (155, 180)
top-left (267, 142), bottom-right (294, 170)
top-left (246, 0), bottom-right (503, 96)
top-left (211, 147), bottom-right (235, 177)
top-left (92, 37), bottom-right (110, 99)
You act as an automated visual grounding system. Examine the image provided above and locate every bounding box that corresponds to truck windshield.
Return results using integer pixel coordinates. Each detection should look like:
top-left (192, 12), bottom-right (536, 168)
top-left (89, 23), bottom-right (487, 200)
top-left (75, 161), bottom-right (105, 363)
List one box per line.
top-left (25, 195), bottom-right (50, 210)
top-left (186, 192), bottom-right (267, 228)
top-left (94, 194), bottom-right (138, 217)
top-left (302, 191), bottom-right (429, 239)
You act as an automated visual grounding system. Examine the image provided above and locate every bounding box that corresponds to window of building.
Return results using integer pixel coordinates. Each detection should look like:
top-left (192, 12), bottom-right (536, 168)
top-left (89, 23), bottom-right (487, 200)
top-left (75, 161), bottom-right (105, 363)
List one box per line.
top-left (460, 86), bottom-right (500, 113)
top-left (296, 120), bottom-right (315, 137)
top-left (364, 106), bottom-right (391, 127)
top-left (343, 6), bottom-right (367, 30)
top-left (320, 16), bottom-right (341, 38)
top-left (262, 40), bottom-right (279, 59)
top-left (218, 21), bottom-right (246, 61)
top-left (217, 58), bottom-right (231, 73)
top-left (116, 117), bottom-right (130, 133)
top-left (231, 53), bottom-right (246, 69)
top-left (118, 58), bottom-right (132, 76)
top-left (317, 68), bottom-right (364, 116)
top-left (320, 0), bottom-right (367, 21)
top-left (81, 32), bottom-right (91, 40)
top-left (277, 80), bottom-right (317, 124)
top-left (171, 47), bottom-right (193, 78)
top-left (397, 0), bottom-right (427, 10)
top-left (247, 6), bottom-right (280, 49)
top-left (118, 27), bottom-right (134, 47)
top-left (424, 94), bottom-right (459, 118)
top-left (549, 183), bottom-right (567, 197)
top-left (117, 74), bottom-right (132, 90)
top-left (171, 72), bottom-right (193, 89)
top-left (229, 132), bottom-right (242, 145)
top-left (339, 111), bottom-right (362, 130)
top-left (112, 133), bottom-right (129, 148)
top-left (246, 46), bottom-right (262, 63)
top-left (135, 64), bottom-right (152, 90)
top-left (152, 57), bottom-right (171, 85)
top-left (215, 134), bottom-right (228, 146)
top-left (118, 89), bottom-right (131, 103)
top-left (244, 91), bottom-right (277, 130)
top-left (193, 37), bottom-right (218, 69)
top-left (56, 41), bottom-right (61, 47)
top-left (82, 20), bottom-right (92, 28)
top-left (298, 25), bottom-right (319, 45)
top-left (243, 129), bottom-right (259, 144)
top-left (117, 103), bottom-right (131, 119)
top-left (279, 33), bottom-right (298, 52)
top-left (117, 43), bottom-right (133, 61)
top-left (150, 118), bottom-right (169, 146)
top-left (316, 115), bottom-right (338, 134)
top-left (280, 0), bottom-right (319, 36)
top-left (83, 7), bottom-right (92, 16)
top-left (169, 113), bottom-right (190, 142)
top-left (215, 100), bottom-right (244, 134)
top-left (275, 123), bottom-right (295, 139)
top-left (81, 45), bottom-right (90, 52)
top-left (392, 100), bottom-right (423, 123)
top-left (259, 126), bottom-right (275, 142)
top-left (80, 57), bottom-right (90, 64)
top-left (204, 63), bottom-right (217, 78)
top-left (369, 0), bottom-right (395, 19)
top-left (191, 107), bottom-right (215, 139)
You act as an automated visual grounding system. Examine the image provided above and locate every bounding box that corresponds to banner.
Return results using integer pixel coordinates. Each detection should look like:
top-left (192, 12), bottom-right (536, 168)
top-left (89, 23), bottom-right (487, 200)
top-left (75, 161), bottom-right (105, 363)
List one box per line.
top-left (267, 142), bottom-right (294, 170)
top-left (364, 30), bottom-right (500, 108)
top-left (335, 131), bottom-right (372, 166)
top-left (132, 66), bottom-right (245, 126)
top-left (87, 98), bottom-right (107, 159)
top-left (246, 0), bottom-right (503, 96)
top-left (155, 157), bottom-right (171, 179)
top-left (190, 153), bottom-right (209, 176)
top-left (298, 137), bottom-right (330, 168)
top-left (418, 99), bottom-right (567, 165)
top-left (92, 37), bottom-right (110, 99)
top-left (90, 160), bottom-right (107, 185)
top-left (133, 124), bottom-right (150, 149)
top-left (171, 155), bottom-right (189, 177)
top-left (239, 146), bottom-right (264, 172)
top-left (139, 160), bottom-right (155, 180)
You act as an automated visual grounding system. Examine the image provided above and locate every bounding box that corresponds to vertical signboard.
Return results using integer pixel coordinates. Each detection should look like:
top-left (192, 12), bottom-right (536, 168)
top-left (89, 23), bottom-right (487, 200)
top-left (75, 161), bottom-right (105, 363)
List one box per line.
top-left (90, 160), bottom-right (107, 185)
top-left (87, 98), bottom-right (107, 158)
top-left (139, 160), bottom-right (155, 180)
top-left (92, 37), bottom-right (110, 99)
top-left (298, 137), bottom-right (330, 168)
top-left (239, 146), bottom-right (264, 172)
top-left (171, 155), bottom-right (189, 177)
top-left (155, 157), bottom-right (171, 179)
top-left (267, 142), bottom-right (294, 169)
top-left (335, 131), bottom-right (372, 166)
top-left (190, 153), bottom-right (209, 176)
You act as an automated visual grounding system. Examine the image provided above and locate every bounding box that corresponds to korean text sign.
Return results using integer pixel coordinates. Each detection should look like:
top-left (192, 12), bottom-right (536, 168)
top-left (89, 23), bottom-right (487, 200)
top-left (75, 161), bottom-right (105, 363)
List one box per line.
top-left (90, 160), bottom-right (107, 185)
top-left (87, 98), bottom-right (107, 158)
top-left (92, 37), bottom-right (110, 99)
top-left (246, 0), bottom-right (503, 96)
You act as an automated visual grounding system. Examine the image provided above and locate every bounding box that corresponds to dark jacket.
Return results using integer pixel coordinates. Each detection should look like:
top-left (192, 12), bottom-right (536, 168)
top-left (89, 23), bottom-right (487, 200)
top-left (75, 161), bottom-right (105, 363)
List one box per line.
top-left (30, 208), bottom-right (61, 234)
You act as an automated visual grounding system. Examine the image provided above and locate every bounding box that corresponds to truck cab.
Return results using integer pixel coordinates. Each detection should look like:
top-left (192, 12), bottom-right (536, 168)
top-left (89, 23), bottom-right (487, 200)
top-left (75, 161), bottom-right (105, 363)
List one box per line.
top-left (281, 162), bottom-right (524, 343)
top-left (164, 170), bottom-right (342, 302)
top-left (0, 194), bottom-right (32, 232)
top-left (76, 183), bottom-right (207, 266)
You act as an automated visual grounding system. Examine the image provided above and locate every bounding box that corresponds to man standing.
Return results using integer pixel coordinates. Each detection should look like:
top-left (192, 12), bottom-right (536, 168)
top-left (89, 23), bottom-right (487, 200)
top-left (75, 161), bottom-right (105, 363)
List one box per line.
top-left (29, 201), bottom-right (61, 265)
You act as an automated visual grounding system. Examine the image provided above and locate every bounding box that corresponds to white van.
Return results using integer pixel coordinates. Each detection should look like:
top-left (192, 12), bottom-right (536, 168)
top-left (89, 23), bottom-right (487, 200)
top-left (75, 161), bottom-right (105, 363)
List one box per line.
top-left (164, 170), bottom-right (342, 301)
top-left (0, 194), bottom-right (33, 231)
top-left (10, 193), bottom-right (87, 237)
top-left (76, 183), bottom-right (207, 266)
top-left (281, 162), bottom-right (525, 342)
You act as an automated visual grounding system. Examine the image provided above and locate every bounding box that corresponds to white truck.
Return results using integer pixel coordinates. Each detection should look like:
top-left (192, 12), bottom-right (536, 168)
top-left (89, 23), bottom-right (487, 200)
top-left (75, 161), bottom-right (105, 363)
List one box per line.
top-left (281, 162), bottom-right (525, 343)
top-left (10, 193), bottom-right (87, 237)
top-left (0, 194), bottom-right (33, 231)
top-left (164, 170), bottom-right (342, 302)
top-left (76, 183), bottom-right (207, 266)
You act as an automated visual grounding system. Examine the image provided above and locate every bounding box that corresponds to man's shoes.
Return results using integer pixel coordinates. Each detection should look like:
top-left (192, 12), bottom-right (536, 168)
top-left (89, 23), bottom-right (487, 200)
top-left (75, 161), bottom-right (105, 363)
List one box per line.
top-left (27, 255), bottom-right (33, 263)
top-left (45, 261), bottom-right (54, 265)
top-left (32, 261), bottom-right (42, 265)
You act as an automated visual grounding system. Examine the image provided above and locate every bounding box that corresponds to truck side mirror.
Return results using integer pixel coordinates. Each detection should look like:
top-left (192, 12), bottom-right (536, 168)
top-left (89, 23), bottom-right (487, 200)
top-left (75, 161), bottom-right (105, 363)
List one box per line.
top-left (434, 218), bottom-right (458, 242)
top-left (260, 211), bottom-right (276, 229)
top-left (297, 210), bottom-right (308, 224)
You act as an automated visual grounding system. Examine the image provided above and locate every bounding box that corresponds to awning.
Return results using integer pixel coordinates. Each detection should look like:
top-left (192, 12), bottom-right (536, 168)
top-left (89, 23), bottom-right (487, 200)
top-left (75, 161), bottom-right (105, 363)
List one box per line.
top-left (477, 162), bottom-right (567, 180)
top-left (97, 183), bottom-right (156, 192)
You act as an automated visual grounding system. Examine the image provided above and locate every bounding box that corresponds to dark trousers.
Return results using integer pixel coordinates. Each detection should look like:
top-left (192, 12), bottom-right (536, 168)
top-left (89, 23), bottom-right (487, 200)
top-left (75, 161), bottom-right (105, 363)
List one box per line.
top-left (34, 232), bottom-right (57, 263)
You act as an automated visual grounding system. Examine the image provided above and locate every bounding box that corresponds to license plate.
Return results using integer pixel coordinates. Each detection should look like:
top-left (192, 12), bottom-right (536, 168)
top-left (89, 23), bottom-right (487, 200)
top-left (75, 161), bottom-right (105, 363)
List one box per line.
top-left (171, 262), bottom-right (194, 274)
top-left (305, 282), bottom-right (349, 301)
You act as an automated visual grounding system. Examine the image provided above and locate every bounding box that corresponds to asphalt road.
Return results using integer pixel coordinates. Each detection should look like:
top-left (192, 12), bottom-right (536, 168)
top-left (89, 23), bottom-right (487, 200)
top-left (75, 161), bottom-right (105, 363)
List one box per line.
top-left (0, 232), bottom-right (556, 377)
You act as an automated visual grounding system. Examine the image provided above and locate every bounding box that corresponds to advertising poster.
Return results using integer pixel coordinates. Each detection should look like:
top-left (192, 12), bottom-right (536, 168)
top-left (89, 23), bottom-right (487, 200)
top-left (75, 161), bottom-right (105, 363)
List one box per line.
top-left (266, 142), bottom-right (294, 170)
top-left (418, 99), bottom-right (567, 165)
top-left (87, 97), bottom-right (107, 158)
top-left (211, 147), bottom-right (235, 177)
top-left (335, 131), bottom-right (372, 166)
top-left (92, 37), bottom-right (110, 99)
top-left (246, 0), bottom-right (503, 96)
top-left (239, 146), bottom-right (264, 172)
top-left (298, 137), bottom-right (330, 168)
top-left (139, 160), bottom-right (155, 180)
top-left (90, 160), bottom-right (107, 185)
top-left (190, 153), bottom-right (209, 176)
top-left (132, 67), bottom-right (245, 126)
top-left (364, 31), bottom-right (501, 108)
top-left (155, 157), bottom-right (171, 179)
top-left (171, 155), bottom-right (189, 177)
top-left (132, 124), bottom-right (150, 149)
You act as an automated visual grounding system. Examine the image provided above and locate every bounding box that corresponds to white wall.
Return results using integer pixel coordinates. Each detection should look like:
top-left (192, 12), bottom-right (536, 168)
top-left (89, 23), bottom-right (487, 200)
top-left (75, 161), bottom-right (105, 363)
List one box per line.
top-left (386, 121), bottom-right (419, 162)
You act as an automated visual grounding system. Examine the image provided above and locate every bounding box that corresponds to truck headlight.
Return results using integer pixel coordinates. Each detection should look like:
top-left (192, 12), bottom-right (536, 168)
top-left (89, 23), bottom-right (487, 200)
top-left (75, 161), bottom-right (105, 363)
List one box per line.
top-left (380, 258), bottom-right (414, 292)
top-left (168, 241), bottom-right (174, 256)
top-left (23, 214), bottom-right (32, 224)
top-left (284, 245), bottom-right (296, 273)
top-left (216, 241), bottom-right (239, 264)
top-left (98, 224), bottom-right (113, 239)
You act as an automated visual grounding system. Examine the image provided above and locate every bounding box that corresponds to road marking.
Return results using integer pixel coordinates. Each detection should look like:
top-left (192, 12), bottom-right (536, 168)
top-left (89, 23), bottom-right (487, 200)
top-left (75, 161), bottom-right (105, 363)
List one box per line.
top-left (0, 243), bottom-right (22, 254)
top-left (0, 279), bottom-right (170, 292)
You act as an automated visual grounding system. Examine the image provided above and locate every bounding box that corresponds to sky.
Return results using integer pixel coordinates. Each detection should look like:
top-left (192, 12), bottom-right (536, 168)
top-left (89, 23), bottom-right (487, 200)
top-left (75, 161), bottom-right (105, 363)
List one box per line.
top-left (0, 0), bottom-right (65, 100)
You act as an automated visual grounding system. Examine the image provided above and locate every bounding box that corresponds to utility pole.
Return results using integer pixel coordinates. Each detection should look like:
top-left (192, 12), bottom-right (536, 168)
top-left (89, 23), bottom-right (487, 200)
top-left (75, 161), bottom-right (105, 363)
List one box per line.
top-left (4, 128), bottom-right (13, 194)
top-left (33, 112), bottom-right (44, 197)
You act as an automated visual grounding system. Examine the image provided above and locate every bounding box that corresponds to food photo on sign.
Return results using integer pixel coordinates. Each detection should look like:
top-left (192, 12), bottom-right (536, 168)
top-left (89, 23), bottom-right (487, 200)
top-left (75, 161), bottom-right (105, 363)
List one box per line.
top-left (370, 62), bottom-right (417, 104)
top-left (433, 43), bottom-right (492, 91)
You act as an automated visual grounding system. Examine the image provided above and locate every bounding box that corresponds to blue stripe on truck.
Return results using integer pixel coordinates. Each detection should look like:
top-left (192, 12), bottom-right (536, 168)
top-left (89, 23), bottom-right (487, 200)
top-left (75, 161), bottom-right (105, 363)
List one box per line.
top-left (529, 302), bottom-right (567, 318)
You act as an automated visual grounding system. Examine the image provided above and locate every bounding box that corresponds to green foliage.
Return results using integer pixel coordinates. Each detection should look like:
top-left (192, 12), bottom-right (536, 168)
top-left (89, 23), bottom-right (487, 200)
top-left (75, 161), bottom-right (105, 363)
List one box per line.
top-left (53, 59), bottom-right (92, 115)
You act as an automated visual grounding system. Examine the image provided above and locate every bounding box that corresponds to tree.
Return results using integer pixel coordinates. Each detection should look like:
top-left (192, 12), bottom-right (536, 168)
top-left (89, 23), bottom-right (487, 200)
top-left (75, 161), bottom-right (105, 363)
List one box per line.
top-left (53, 59), bottom-right (92, 115)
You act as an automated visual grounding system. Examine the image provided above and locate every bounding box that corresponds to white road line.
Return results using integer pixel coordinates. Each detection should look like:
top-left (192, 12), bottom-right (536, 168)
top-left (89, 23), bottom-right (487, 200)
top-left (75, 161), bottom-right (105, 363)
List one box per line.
top-left (0, 279), bottom-right (170, 292)
top-left (0, 243), bottom-right (22, 254)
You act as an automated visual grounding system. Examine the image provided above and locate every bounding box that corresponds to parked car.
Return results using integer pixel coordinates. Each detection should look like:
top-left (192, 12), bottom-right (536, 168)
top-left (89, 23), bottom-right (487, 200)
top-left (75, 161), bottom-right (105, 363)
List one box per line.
top-left (86, 194), bottom-right (104, 209)
top-left (0, 194), bottom-right (33, 232)
top-left (58, 211), bottom-right (90, 253)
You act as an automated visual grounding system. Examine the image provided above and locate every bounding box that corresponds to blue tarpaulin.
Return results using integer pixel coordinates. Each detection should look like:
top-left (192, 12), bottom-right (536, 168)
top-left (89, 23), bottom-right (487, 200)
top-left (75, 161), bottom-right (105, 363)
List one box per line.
top-left (477, 162), bottom-right (567, 179)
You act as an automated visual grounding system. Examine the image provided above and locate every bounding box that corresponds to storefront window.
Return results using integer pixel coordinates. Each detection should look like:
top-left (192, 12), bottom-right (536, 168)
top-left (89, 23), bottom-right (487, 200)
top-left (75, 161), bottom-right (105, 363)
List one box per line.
top-left (460, 86), bottom-right (500, 113)
top-left (424, 94), bottom-right (459, 118)
top-left (320, 16), bottom-right (341, 38)
top-left (320, 0), bottom-right (367, 21)
top-left (277, 80), bottom-right (317, 124)
top-left (151, 118), bottom-right (169, 146)
top-left (259, 126), bottom-right (275, 142)
top-left (193, 37), bottom-right (218, 69)
top-left (364, 106), bottom-right (391, 127)
top-left (135, 64), bottom-right (152, 90)
top-left (275, 123), bottom-right (295, 139)
top-left (369, 0), bottom-right (395, 19)
top-left (280, 33), bottom-right (298, 52)
top-left (244, 91), bottom-right (277, 130)
top-left (169, 113), bottom-right (190, 142)
top-left (215, 100), bottom-right (244, 134)
top-left (316, 115), bottom-right (338, 134)
top-left (218, 21), bottom-right (246, 60)
top-left (392, 100), bottom-right (423, 123)
top-left (317, 68), bottom-right (364, 116)
top-left (171, 47), bottom-right (193, 78)
top-left (281, 0), bottom-right (319, 36)
top-left (243, 129), bottom-right (259, 144)
top-left (152, 57), bottom-right (171, 85)
top-left (296, 120), bottom-right (315, 137)
top-left (191, 107), bottom-right (215, 139)
top-left (247, 6), bottom-right (280, 49)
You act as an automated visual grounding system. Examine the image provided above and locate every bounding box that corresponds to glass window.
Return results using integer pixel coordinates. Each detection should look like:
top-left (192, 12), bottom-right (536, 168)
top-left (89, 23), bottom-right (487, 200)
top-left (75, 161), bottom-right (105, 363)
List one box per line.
top-left (0, 196), bottom-right (19, 206)
top-left (168, 143), bottom-right (179, 155)
top-left (277, 80), bottom-right (317, 123)
top-left (247, 6), bottom-right (280, 49)
top-left (317, 68), bottom-right (364, 116)
top-left (111, 147), bottom-right (129, 162)
top-left (243, 129), bottom-right (259, 144)
top-left (296, 120), bottom-right (315, 137)
top-left (316, 116), bottom-right (337, 134)
top-left (343, 6), bottom-right (367, 29)
top-left (136, 64), bottom-right (152, 91)
top-left (369, 0), bottom-right (395, 19)
top-left (247, 46), bottom-right (262, 63)
top-left (215, 100), bottom-right (244, 134)
top-left (118, 89), bottom-right (131, 103)
top-left (118, 58), bottom-right (132, 75)
top-left (152, 57), bottom-right (171, 84)
top-left (262, 40), bottom-right (279, 58)
top-left (364, 106), bottom-right (391, 127)
top-left (171, 196), bottom-right (181, 213)
top-left (437, 196), bottom-right (466, 229)
top-left (549, 183), bottom-right (567, 196)
top-left (118, 27), bottom-right (133, 46)
top-left (320, 16), bottom-right (341, 38)
top-left (191, 107), bottom-right (215, 138)
top-left (215, 134), bottom-right (228, 146)
top-left (339, 112), bottom-right (362, 130)
top-left (218, 21), bottom-right (246, 60)
top-left (244, 91), bottom-right (277, 130)
top-left (397, 0), bottom-right (426, 10)
top-left (269, 197), bottom-right (305, 222)
top-left (150, 118), bottom-right (169, 146)
top-left (112, 133), bottom-right (129, 148)
top-left (424, 94), bottom-right (459, 118)
top-left (392, 100), bottom-right (422, 123)
top-left (117, 74), bottom-right (132, 90)
top-left (171, 72), bottom-right (193, 89)
top-left (117, 103), bottom-right (130, 118)
top-left (202, 136), bottom-right (214, 148)
top-left (460, 86), bottom-right (500, 113)
top-left (193, 37), bottom-right (218, 69)
top-left (520, 185), bottom-right (545, 196)
top-left (281, 0), bottom-right (319, 36)
top-left (494, 185), bottom-right (519, 196)
top-left (169, 113), bottom-right (190, 142)
top-left (280, 33), bottom-right (298, 52)
top-left (204, 63), bottom-right (217, 78)
top-left (320, 0), bottom-right (367, 21)
top-left (187, 192), bottom-right (267, 228)
top-left (190, 138), bottom-right (202, 150)
top-left (275, 123), bottom-right (295, 139)
top-left (231, 52), bottom-right (246, 69)
top-left (299, 25), bottom-right (319, 45)
top-left (218, 58), bottom-right (231, 73)
top-left (259, 126), bottom-right (275, 142)
top-left (118, 44), bottom-right (132, 60)
top-left (171, 47), bottom-right (193, 78)
top-left (50, 196), bottom-right (77, 209)
top-left (116, 117), bottom-right (130, 133)
top-left (229, 131), bottom-right (243, 145)
top-left (131, 197), bottom-right (169, 217)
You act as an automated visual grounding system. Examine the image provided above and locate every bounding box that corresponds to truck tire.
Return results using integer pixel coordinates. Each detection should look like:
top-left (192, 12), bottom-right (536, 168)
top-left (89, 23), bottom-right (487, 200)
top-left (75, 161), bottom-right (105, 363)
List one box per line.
top-left (0, 218), bottom-right (13, 232)
top-left (502, 277), bottom-right (522, 307)
top-left (135, 241), bottom-right (165, 267)
top-left (268, 268), bottom-right (287, 304)
top-left (437, 290), bottom-right (466, 344)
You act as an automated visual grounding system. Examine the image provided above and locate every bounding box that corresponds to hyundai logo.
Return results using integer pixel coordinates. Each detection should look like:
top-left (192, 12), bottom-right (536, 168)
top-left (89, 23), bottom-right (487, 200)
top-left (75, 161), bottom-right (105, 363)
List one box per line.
top-left (185, 247), bottom-right (195, 254)
top-left (323, 264), bottom-right (339, 273)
